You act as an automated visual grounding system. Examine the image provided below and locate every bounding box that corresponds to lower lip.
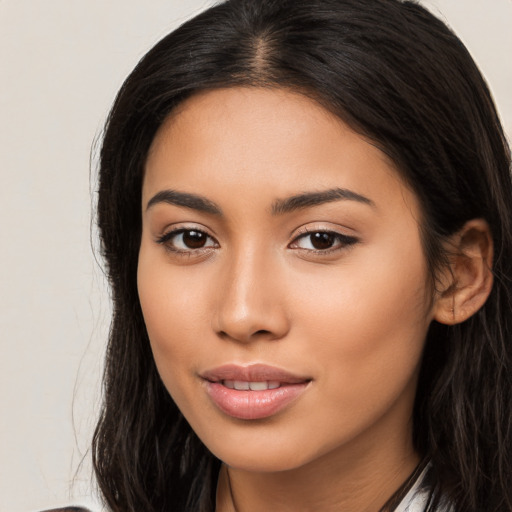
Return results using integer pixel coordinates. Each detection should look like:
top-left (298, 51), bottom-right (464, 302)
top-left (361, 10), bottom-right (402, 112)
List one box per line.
top-left (205, 381), bottom-right (309, 420)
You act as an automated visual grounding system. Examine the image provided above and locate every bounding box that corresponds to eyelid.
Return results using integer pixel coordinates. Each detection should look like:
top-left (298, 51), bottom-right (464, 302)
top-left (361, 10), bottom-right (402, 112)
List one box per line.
top-left (289, 225), bottom-right (359, 253)
top-left (155, 221), bottom-right (217, 240)
top-left (291, 222), bottom-right (358, 240)
top-left (155, 223), bottom-right (219, 254)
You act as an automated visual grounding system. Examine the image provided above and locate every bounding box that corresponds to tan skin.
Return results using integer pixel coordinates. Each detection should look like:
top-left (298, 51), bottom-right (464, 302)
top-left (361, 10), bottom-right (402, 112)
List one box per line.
top-left (137, 87), bottom-right (493, 512)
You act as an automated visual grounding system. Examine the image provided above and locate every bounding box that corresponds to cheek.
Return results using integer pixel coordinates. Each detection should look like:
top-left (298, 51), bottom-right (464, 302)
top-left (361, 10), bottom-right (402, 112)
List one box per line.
top-left (294, 237), bottom-right (431, 402)
top-left (137, 247), bottom-right (207, 386)
top-left (309, 229), bottom-right (429, 333)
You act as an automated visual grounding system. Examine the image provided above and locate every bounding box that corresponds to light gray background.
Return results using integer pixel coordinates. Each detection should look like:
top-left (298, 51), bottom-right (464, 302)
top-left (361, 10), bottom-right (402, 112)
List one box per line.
top-left (1, 1), bottom-right (510, 511)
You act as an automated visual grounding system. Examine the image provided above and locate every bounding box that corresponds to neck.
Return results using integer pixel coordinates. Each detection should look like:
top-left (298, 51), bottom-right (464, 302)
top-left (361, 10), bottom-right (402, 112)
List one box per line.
top-left (216, 430), bottom-right (420, 512)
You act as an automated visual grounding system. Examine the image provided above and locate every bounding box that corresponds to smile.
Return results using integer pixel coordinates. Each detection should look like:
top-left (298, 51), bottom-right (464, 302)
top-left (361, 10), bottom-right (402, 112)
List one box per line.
top-left (222, 380), bottom-right (281, 390)
top-left (201, 364), bottom-right (311, 420)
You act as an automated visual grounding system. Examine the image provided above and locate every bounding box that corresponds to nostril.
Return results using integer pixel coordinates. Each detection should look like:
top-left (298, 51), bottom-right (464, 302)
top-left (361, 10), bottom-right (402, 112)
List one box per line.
top-left (254, 329), bottom-right (272, 336)
top-left (217, 328), bottom-right (277, 343)
top-left (212, 295), bottom-right (290, 343)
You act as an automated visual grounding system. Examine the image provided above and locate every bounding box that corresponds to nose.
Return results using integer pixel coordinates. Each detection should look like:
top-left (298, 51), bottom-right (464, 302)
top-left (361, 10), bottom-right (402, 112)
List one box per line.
top-left (212, 247), bottom-right (290, 344)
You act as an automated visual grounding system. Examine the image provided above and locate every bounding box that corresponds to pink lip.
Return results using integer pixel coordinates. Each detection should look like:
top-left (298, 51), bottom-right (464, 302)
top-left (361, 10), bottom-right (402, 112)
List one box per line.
top-left (201, 363), bottom-right (310, 383)
top-left (201, 364), bottom-right (311, 420)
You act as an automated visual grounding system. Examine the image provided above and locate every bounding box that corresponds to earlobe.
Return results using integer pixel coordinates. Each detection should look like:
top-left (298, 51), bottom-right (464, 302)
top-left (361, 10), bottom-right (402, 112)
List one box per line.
top-left (433, 219), bottom-right (494, 325)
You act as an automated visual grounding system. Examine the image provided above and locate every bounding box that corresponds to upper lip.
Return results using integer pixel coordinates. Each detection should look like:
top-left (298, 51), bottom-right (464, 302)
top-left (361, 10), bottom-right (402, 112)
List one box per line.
top-left (201, 364), bottom-right (311, 384)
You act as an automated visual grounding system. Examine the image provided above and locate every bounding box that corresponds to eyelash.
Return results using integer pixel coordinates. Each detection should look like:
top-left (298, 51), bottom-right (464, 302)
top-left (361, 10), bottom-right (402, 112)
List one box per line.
top-left (156, 228), bottom-right (219, 255)
top-left (156, 227), bottom-right (359, 256)
top-left (289, 228), bottom-right (359, 254)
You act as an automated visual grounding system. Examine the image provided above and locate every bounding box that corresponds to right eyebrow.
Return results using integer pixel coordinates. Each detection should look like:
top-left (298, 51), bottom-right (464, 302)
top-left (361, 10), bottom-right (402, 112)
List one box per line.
top-left (145, 189), bottom-right (223, 215)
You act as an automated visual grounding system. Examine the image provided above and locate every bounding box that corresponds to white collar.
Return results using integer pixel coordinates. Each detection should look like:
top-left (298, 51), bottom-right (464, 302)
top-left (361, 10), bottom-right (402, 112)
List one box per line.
top-left (394, 463), bottom-right (454, 512)
top-left (394, 464), bottom-right (431, 512)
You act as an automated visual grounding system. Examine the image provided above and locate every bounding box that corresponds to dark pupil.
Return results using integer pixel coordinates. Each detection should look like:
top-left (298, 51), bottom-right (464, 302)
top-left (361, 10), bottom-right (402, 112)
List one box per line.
top-left (183, 230), bottom-right (207, 249)
top-left (311, 232), bottom-right (335, 250)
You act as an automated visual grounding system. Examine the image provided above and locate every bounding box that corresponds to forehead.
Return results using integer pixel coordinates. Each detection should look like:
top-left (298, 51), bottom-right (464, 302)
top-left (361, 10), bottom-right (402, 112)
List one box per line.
top-left (143, 87), bottom-right (417, 219)
top-left (146, 87), bottom-right (349, 173)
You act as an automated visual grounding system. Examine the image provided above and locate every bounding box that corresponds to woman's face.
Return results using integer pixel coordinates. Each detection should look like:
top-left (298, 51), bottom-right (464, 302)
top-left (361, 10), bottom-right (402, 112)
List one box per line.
top-left (138, 87), bottom-right (435, 473)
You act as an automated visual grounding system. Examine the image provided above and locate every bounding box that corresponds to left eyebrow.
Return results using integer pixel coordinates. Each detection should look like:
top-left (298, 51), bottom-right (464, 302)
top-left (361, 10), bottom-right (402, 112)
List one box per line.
top-left (271, 187), bottom-right (375, 215)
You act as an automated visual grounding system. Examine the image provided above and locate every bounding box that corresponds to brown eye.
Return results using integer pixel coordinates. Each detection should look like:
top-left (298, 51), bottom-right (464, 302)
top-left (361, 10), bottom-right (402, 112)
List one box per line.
top-left (182, 230), bottom-right (208, 248)
top-left (157, 228), bottom-right (218, 252)
top-left (310, 232), bottom-right (336, 250)
top-left (291, 230), bottom-right (359, 252)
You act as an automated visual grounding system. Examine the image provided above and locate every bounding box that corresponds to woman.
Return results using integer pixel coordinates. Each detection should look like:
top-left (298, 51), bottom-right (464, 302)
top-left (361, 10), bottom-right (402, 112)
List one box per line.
top-left (92, 0), bottom-right (512, 510)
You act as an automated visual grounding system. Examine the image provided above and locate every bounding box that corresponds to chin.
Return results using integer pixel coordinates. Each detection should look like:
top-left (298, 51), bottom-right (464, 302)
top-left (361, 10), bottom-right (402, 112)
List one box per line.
top-left (195, 426), bottom-right (317, 473)
top-left (216, 448), bottom-right (308, 473)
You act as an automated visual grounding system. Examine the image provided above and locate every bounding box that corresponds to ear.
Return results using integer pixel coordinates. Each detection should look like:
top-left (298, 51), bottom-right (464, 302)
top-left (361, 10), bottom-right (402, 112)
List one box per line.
top-left (433, 219), bottom-right (494, 325)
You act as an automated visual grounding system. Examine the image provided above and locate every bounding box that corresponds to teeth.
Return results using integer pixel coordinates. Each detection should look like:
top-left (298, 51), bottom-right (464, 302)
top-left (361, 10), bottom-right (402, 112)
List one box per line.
top-left (249, 381), bottom-right (268, 391)
top-left (223, 380), bottom-right (281, 390)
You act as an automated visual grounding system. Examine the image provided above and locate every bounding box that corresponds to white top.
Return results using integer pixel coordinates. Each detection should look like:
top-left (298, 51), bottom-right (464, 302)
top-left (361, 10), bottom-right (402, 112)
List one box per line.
top-left (395, 483), bottom-right (430, 512)
top-left (395, 465), bottom-right (451, 512)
